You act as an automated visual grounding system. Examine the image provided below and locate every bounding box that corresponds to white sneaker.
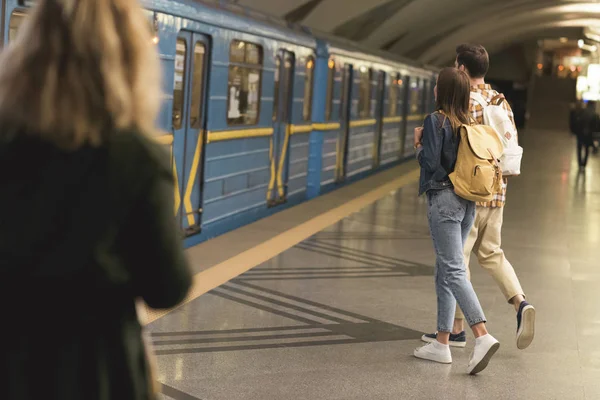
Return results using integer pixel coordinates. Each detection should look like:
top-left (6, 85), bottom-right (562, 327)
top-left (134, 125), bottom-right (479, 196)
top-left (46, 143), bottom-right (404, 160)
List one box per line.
top-left (467, 334), bottom-right (500, 375)
top-left (414, 341), bottom-right (452, 364)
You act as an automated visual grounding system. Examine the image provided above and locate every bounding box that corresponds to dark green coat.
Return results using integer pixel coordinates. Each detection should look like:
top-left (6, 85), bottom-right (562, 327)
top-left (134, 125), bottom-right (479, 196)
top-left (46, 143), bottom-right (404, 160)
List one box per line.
top-left (0, 131), bottom-right (192, 400)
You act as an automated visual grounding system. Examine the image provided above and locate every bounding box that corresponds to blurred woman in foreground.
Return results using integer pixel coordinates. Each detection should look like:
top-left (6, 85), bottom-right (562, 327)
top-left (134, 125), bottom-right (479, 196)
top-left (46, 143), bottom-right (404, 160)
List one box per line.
top-left (0, 0), bottom-right (191, 398)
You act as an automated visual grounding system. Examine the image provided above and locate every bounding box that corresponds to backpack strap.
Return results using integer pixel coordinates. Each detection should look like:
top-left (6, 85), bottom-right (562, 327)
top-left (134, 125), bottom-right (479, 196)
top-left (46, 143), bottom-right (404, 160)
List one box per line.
top-left (470, 91), bottom-right (488, 109)
top-left (490, 94), bottom-right (506, 106)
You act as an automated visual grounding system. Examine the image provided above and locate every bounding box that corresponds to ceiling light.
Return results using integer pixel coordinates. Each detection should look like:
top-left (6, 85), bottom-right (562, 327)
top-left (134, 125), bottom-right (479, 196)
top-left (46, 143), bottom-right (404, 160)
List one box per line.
top-left (585, 32), bottom-right (600, 42)
top-left (578, 39), bottom-right (585, 48)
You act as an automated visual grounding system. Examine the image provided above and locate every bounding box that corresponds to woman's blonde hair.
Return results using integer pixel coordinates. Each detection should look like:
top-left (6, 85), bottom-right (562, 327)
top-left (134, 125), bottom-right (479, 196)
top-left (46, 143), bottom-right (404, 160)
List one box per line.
top-left (0, 0), bottom-right (161, 149)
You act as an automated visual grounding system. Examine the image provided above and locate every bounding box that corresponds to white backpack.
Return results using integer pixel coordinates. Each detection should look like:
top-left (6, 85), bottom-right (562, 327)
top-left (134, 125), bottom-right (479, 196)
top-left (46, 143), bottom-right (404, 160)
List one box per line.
top-left (470, 92), bottom-right (523, 176)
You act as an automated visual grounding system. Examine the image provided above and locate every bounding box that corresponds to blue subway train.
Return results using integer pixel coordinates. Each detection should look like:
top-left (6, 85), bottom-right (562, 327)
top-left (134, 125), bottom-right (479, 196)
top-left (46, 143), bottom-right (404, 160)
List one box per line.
top-left (5, 0), bottom-right (437, 247)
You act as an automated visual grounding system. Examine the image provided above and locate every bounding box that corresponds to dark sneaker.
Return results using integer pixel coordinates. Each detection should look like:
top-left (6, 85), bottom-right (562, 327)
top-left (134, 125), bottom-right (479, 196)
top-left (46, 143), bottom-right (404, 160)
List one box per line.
top-left (516, 301), bottom-right (536, 350)
top-left (421, 331), bottom-right (467, 348)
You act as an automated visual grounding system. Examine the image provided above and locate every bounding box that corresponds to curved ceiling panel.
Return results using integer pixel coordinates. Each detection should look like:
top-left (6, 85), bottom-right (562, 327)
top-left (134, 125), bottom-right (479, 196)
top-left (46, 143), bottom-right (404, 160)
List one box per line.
top-left (234, 0), bottom-right (600, 65)
top-left (386, 0), bottom-right (555, 55)
top-left (235, 0), bottom-right (310, 18)
top-left (302, 0), bottom-right (389, 33)
top-left (333, 0), bottom-right (415, 41)
top-left (475, 19), bottom-right (600, 57)
top-left (420, 3), bottom-right (600, 63)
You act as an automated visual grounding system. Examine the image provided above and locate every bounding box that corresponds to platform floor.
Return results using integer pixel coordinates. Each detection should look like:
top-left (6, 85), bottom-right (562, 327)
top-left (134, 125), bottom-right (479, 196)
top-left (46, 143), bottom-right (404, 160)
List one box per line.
top-left (150, 128), bottom-right (600, 400)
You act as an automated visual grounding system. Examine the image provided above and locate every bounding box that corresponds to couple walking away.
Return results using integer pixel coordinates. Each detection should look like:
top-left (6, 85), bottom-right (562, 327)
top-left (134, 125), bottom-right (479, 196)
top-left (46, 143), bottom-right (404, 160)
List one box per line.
top-left (413, 44), bottom-right (536, 375)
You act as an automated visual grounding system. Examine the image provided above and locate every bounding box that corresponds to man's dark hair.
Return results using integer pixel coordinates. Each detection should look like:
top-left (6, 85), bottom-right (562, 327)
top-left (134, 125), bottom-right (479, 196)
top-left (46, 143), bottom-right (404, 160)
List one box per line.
top-left (456, 44), bottom-right (489, 78)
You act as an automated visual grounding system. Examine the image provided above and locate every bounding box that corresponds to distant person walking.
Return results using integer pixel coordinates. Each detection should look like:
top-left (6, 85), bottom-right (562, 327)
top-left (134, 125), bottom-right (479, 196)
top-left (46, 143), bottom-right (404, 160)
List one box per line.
top-left (569, 101), bottom-right (584, 136)
top-left (571, 101), bottom-right (599, 168)
top-left (413, 67), bottom-right (500, 375)
top-left (0, 1), bottom-right (191, 399)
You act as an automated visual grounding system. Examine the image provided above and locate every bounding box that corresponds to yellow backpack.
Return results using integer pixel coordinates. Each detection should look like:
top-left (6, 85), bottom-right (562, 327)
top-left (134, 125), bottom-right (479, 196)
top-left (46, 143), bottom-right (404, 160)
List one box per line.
top-left (449, 124), bottom-right (504, 203)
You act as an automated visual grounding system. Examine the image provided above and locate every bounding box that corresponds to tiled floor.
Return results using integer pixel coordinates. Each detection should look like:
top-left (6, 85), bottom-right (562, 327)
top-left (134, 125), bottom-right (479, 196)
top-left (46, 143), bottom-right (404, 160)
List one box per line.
top-left (150, 129), bottom-right (600, 400)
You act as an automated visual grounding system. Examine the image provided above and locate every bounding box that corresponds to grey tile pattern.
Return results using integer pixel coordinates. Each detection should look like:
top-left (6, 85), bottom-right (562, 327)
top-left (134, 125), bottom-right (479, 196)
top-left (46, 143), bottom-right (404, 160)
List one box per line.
top-left (151, 280), bottom-right (423, 356)
top-left (160, 383), bottom-right (203, 400)
top-left (150, 129), bottom-right (600, 399)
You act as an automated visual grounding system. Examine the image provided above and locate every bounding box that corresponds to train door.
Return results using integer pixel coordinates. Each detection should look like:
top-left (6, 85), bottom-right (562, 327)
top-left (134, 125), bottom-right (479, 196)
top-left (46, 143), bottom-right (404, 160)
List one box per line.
top-left (422, 80), bottom-right (430, 114)
top-left (373, 71), bottom-right (386, 168)
top-left (172, 32), bottom-right (210, 234)
top-left (335, 64), bottom-right (353, 182)
top-left (268, 50), bottom-right (295, 207)
top-left (398, 74), bottom-right (410, 157)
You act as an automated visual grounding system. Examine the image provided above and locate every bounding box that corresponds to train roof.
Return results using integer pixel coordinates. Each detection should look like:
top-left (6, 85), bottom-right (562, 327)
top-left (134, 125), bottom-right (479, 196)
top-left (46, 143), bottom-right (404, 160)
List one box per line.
top-left (315, 31), bottom-right (438, 75)
top-left (142, 0), bottom-right (316, 48)
top-left (143, 0), bottom-right (437, 75)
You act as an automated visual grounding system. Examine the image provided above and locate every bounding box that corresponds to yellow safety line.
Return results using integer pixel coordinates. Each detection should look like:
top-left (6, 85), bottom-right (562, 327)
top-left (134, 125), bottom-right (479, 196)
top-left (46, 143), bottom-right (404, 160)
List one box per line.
top-left (154, 134), bottom-right (174, 145)
top-left (276, 125), bottom-right (292, 197)
top-left (383, 116), bottom-right (404, 124)
top-left (183, 137), bottom-right (203, 226)
top-left (350, 119), bottom-right (377, 128)
top-left (143, 167), bottom-right (420, 324)
top-left (335, 135), bottom-right (342, 181)
top-left (266, 138), bottom-right (276, 201)
top-left (406, 114), bottom-right (426, 122)
top-left (207, 127), bottom-right (273, 143)
top-left (290, 124), bottom-right (313, 135)
top-left (173, 161), bottom-right (181, 216)
top-left (313, 122), bottom-right (341, 131)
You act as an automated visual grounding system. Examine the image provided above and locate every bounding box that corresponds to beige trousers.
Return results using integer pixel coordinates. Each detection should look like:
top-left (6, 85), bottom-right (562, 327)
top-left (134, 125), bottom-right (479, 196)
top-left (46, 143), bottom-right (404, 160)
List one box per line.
top-left (455, 206), bottom-right (524, 320)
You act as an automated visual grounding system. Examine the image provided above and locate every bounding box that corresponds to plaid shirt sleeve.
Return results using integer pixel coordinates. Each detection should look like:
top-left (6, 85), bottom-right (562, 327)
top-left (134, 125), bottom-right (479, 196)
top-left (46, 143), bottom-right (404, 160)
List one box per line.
top-left (470, 97), bottom-right (484, 125)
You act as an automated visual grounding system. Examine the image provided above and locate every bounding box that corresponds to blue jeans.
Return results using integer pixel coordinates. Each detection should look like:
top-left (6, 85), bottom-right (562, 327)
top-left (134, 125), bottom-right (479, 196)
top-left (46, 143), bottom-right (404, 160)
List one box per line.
top-left (427, 188), bottom-right (486, 332)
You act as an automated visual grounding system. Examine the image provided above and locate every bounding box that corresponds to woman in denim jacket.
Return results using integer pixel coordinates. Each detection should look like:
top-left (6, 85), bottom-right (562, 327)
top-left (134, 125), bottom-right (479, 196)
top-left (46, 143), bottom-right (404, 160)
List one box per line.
top-left (413, 68), bottom-right (499, 375)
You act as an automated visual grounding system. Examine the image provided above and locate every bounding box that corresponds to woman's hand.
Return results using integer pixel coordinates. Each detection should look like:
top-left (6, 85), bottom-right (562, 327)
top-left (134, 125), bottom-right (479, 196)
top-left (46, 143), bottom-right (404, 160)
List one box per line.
top-left (414, 127), bottom-right (424, 147)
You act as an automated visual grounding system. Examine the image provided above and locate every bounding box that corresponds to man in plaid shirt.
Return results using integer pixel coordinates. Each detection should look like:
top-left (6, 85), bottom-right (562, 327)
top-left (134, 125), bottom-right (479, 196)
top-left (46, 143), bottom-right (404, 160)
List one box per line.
top-left (422, 44), bottom-right (536, 351)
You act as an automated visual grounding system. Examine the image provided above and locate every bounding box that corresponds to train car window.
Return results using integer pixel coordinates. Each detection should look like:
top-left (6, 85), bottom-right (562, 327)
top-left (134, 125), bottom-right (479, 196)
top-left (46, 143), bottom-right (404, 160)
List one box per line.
top-left (410, 78), bottom-right (420, 114)
top-left (246, 43), bottom-right (262, 64)
top-left (325, 58), bottom-right (335, 121)
top-left (273, 56), bottom-right (280, 121)
top-left (358, 67), bottom-right (372, 118)
top-left (9, 12), bottom-right (27, 42)
top-left (228, 40), bottom-right (264, 125)
top-left (397, 76), bottom-right (405, 115)
top-left (190, 43), bottom-right (206, 129)
top-left (389, 73), bottom-right (401, 116)
top-left (230, 40), bottom-right (246, 63)
top-left (303, 57), bottom-right (315, 121)
top-left (172, 39), bottom-right (187, 130)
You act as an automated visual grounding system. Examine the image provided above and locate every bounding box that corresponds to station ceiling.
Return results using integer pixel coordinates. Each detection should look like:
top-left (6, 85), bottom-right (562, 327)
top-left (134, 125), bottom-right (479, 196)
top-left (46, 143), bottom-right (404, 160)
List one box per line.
top-left (230, 0), bottom-right (600, 64)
